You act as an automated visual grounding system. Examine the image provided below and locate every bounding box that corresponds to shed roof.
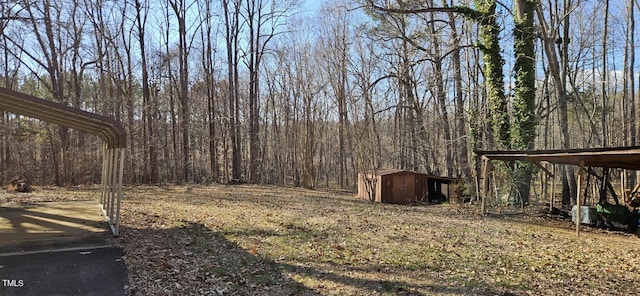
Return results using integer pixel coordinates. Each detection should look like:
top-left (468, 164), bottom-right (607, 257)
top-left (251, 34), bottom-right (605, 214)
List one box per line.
top-left (474, 146), bottom-right (640, 170)
top-left (362, 169), bottom-right (407, 176)
top-left (0, 87), bottom-right (126, 148)
top-left (361, 169), bottom-right (454, 180)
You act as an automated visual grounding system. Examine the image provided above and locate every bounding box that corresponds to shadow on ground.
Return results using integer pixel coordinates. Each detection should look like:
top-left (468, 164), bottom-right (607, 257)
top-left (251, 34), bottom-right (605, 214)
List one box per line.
top-left (117, 221), bottom-right (504, 296)
top-left (0, 201), bottom-right (108, 253)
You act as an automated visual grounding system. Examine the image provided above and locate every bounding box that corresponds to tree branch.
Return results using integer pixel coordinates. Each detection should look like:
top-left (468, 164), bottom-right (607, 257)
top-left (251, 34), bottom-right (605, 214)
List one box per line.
top-left (364, 0), bottom-right (482, 19)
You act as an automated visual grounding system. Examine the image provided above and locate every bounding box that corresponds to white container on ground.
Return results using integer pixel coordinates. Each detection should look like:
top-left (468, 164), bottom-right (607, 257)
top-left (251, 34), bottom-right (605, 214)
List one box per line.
top-left (571, 206), bottom-right (597, 225)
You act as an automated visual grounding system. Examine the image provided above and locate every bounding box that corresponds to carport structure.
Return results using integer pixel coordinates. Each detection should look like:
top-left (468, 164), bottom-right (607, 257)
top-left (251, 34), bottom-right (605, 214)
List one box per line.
top-left (475, 146), bottom-right (640, 235)
top-left (0, 87), bottom-right (126, 236)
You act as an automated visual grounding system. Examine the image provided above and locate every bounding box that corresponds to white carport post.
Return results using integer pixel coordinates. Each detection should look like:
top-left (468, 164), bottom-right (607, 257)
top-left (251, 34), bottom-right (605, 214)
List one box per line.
top-left (100, 143), bottom-right (125, 236)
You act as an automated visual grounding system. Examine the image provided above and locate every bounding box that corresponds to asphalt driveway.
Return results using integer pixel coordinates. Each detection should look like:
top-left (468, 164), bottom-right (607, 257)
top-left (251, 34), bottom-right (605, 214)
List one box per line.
top-left (0, 246), bottom-right (129, 296)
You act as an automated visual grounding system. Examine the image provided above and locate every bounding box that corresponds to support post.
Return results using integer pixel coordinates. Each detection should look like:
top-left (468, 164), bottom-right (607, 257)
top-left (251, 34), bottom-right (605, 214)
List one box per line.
top-left (481, 157), bottom-right (489, 215)
top-left (550, 164), bottom-right (555, 212)
top-left (621, 169), bottom-right (627, 202)
top-left (99, 145), bottom-right (124, 237)
top-left (114, 148), bottom-right (125, 235)
top-left (100, 143), bottom-right (108, 206)
top-left (576, 160), bottom-right (585, 236)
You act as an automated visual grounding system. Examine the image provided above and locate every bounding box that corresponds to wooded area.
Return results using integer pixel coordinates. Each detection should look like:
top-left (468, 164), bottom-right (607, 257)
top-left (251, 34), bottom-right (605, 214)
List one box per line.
top-left (0, 0), bottom-right (637, 199)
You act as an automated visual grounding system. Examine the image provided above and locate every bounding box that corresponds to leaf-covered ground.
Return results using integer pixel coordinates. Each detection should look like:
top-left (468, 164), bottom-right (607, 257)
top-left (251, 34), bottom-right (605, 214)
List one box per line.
top-left (5, 185), bottom-right (640, 295)
top-left (104, 185), bottom-right (640, 296)
top-left (0, 186), bottom-right (95, 204)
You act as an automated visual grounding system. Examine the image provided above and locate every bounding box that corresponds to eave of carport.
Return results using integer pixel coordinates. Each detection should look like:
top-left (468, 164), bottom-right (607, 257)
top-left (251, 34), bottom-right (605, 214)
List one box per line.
top-left (475, 146), bottom-right (640, 171)
top-left (0, 87), bottom-right (126, 236)
top-left (0, 87), bottom-right (126, 149)
top-left (474, 146), bottom-right (640, 236)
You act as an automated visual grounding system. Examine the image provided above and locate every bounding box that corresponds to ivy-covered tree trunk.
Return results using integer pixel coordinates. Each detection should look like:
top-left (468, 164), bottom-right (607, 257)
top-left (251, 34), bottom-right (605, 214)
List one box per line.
top-left (475, 0), bottom-right (509, 150)
top-left (511, 0), bottom-right (538, 204)
top-left (476, 0), bottom-right (538, 204)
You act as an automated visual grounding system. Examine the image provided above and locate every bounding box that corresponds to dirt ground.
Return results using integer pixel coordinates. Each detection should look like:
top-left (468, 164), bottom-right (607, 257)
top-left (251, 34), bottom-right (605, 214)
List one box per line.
top-left (3, 185), bottom-right (640, 295)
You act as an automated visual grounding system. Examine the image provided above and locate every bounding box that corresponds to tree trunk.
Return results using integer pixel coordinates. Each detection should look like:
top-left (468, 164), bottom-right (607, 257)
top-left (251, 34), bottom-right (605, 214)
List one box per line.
top-left (25, 0), bottom-right (67, 186)
top-left (170, 0), bottom-right (191, 183)
top-left (628, 0), bottom-right (637, 186)
top-left (135, 0), bottom-right (157, 183)
top-left (200, 0), bottom-right (219, 183)
top-left (475, 0), bottom-right (509, 150)
top-left (601, 0), bottom-right (609, 146)
top-left (536, 1), bottom-right (577, 205)
top-left (448, 11), bottom-right (471, 180)
top-left (247, 0), bottom-right (260, 183)
top-left (429, 11), bottom-right (454, 176)
top-left (223, 0), bottom-right (242, 181)
top-left (511, 0), bottom-right (537, 204)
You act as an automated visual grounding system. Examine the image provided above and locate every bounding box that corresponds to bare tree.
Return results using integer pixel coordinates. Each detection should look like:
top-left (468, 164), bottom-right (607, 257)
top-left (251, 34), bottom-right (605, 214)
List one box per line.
top-left (195, 0), bottom-right (221, 183)
top-left (536, 0), bottom-right (577, 205)
top-left (318, 4), bottom-right (353, 187)
top-left (625, 0), bottom-right (637, 186)
top-left (447, 9), bottom-right (471, 180)
top-left (169, 0), bottom-right (193, 183)
top-left (16, 0), bottom-right (69, 185)
top-left (131, 0), bottom-right (158, 183)
top-left (601, 0), bottom-right (609, 146)
top-left (424, 2), bottom-right (454, 176)
top-left (243, 0), bottom-right (296, 183)
top-left (222, 0), bottom-right (243, 182)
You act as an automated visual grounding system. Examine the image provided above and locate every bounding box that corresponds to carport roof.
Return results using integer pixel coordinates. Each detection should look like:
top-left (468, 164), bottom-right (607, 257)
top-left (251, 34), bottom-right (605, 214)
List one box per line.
top-left (474, 146), bottom-right (640, 170)
top-left (0, 87), bottom-right (126, 148)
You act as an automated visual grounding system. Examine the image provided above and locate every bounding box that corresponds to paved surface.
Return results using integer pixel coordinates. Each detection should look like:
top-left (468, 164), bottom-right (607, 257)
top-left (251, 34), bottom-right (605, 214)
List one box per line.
top-left (0, 201), bottom-right (108, 253)
top-left (0, 201), bottom-right (129, 295)
top-left (0, 246), bottom-right (129, 296)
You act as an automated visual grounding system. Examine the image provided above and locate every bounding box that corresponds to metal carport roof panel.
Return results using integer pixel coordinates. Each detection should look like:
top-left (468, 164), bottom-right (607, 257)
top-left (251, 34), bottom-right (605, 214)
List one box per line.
top-left (0, 87), bottom-right (126, 149)
top-left (475, 146), bottom-right (640, 170)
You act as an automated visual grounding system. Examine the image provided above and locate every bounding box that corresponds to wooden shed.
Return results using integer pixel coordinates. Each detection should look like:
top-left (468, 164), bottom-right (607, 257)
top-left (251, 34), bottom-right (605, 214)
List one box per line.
top-left (357, 169), bottom-right (452, 205)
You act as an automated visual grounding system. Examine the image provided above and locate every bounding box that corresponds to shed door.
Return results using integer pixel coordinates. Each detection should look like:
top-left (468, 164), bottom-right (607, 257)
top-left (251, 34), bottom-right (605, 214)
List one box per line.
top-left (392, 174), bottom-right (414, 204)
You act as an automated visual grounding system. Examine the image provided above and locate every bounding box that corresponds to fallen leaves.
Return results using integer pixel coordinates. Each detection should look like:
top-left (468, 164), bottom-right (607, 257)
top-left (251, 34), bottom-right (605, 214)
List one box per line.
top-left (0, 186), bottom-right (96, 205)
top-left (250, 244), bottom-right (259, 255)
top-left (39, 185), bottom-right (640, 295)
